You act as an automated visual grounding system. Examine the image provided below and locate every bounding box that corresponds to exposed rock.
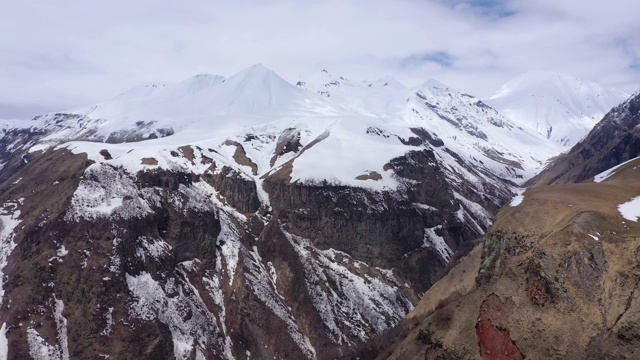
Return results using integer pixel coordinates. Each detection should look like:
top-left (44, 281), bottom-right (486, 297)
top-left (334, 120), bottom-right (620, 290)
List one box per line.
top-left (381, 166), bottom-right (640, 359)
top-left (476, 294), bottom-right (525, 360)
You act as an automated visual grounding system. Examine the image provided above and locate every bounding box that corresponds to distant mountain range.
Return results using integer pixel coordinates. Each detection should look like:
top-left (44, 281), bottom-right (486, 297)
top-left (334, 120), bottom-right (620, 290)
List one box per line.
top-left (0, 64), bottom-right (633, 359)
top-left (486, 71), bottom-right (628, 147)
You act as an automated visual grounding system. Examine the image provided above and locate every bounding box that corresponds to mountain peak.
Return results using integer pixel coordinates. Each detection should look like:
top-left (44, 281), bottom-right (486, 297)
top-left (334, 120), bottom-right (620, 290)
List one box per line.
top-left (176, 74), bottom-right (225, 95)
top-left (486, 71), bottom-right (628, 147)
top-left (227, 64), bottom-right (283, 83)
top-left (421, 78), bottom-right (452, 91)
top-left (216, 64), bottom-right (331, 114)
top-left (372, 76), bottom-right (405, 90)
top-left (489, 71), bottom-right (588, 100)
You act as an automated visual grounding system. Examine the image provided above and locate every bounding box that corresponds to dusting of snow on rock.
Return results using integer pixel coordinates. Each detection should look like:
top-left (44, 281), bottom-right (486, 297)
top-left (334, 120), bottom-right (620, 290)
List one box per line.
top-left (0, 201), bottom-right (21, 307)
top-left (217, 211), bottom-right (242, 286)
top-left (201, 272), bottom-right (234, 359)
top-left (101, 307), bottom-right (114, 336)
top-left (284, 228), bottom-right (413, 345)
top-left (244, 246), bottom-right (317, 359)
top-left (65, 163), bottom-right (159, 221)
top-left (139, 236), bottom-right (172, 260)
top-left (27, 296), bottom-right (70, 360)
top-left (126, 271), bottom-right (226, 360)
top-left (413, 203), bottom-right (438, 212)
top-left (423, 225), bottom-right (453, 263)
top-left (618, 196), bottom-right (640, 222)
top-left (108, 237), bottom-right (122, 274)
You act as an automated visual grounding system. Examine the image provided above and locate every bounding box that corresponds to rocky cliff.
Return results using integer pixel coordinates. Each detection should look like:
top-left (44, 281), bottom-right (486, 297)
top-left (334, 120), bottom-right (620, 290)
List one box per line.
top-left (380, 155), bottom-right (640, 359)
top-left (0, 65), bottom-right (560, 359)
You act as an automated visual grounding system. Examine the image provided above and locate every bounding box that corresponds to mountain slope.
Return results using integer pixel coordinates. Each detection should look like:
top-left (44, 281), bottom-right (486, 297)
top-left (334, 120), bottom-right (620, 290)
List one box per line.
top-left (379, 158), bottom-right (640, 359)
top-left (529, 90), bottom-right (640, 186)
top-left (487, 72), bottom-right (628, 147)
top-left (0, 65), bottom-right (562, 359)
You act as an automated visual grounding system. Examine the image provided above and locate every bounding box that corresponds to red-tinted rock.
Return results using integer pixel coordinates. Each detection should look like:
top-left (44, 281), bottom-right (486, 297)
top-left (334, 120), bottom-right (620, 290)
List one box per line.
top-left (476, 294), bottom-right (525, 360)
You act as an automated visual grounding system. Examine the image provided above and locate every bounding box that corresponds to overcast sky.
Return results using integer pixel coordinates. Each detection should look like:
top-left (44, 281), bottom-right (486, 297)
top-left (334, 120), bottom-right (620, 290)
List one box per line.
top-left (1, 0), bottom-right (639, 118)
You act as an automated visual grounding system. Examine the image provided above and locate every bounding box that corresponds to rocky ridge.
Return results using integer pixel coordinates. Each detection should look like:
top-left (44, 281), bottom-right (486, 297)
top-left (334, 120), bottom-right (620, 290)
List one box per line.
top-left (0, 65), bottom-right (561, 359)
top-left (379, 90), bottom-right (640, 359)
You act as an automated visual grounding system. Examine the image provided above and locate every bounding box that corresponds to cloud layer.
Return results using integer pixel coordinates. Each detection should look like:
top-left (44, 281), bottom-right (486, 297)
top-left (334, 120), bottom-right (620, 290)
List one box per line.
top-left (1, 0), bottom-right (639, 118)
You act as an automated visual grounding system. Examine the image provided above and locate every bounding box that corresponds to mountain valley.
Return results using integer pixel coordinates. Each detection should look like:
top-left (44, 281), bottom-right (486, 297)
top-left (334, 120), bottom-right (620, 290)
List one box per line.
top-left (0, 64), bottom-right (636, 359)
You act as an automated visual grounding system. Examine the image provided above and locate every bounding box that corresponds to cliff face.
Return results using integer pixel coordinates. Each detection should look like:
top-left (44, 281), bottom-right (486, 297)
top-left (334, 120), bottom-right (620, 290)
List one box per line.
top-left (0, 148), bottom-right (411, 359)
top-left (0, 65), bottom-right (556, 359)
top-left (380, 158), bottom-right (640, 359)
top-left (0, 132), bottom-right (514, 359)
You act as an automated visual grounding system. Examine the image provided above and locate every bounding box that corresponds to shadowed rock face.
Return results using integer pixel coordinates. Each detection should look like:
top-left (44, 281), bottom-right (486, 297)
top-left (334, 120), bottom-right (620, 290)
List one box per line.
top-left (264, 147), bottom-right (509, 294)
top-left (0, 65), bottom-right (564, 359)
top-left (0, 128), bottom-right (514, 360)
top-left (0, 79), bottom-right (521, 359)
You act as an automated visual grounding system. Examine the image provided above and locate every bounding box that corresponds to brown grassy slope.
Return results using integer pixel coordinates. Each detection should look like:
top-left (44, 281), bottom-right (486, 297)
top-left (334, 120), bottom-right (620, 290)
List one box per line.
top-left (381, 164), bottom-right (640, 359)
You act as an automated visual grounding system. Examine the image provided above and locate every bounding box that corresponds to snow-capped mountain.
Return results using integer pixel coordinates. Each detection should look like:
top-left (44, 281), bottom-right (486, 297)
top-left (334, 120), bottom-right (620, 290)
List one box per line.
top-left (385, 90), bottom-right (640, 360)
top-left (0, 65), bottom-right (564, 359)
top-left (486, 71), bottom-right (628, 147)
top-left (529, 89), bottom-right (640, 186)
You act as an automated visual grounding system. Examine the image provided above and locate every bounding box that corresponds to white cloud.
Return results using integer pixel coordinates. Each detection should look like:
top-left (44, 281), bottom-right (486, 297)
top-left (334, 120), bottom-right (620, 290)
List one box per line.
top-left (1, 0), bottom-right (639, 118)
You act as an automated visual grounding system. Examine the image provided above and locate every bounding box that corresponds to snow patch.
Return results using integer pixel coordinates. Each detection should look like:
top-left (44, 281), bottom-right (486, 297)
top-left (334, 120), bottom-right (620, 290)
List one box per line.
top-left (0, 323), bottom-right (8, 360)
top-left (509, 188), bottom-right (525, 207)
top-left (0, 201), bottom-right (21, 307)
top-left (126, 272), bottom-right (225, 360)
top-left (244, 246), bottom-right (316, 358)
top-left (27, 328), bottom-right (62, 360)
top-left (27, 296), bottom-right (69, 360)
top-left (53, 296), bottom-right (69, 360)
top-left (66, 163), bottom-right (160, 221)
top-left (618, 196), bottom-right (640, 222)
top-left (56, 245), bottom-right (69, 257)
top-left (423, 225), bottom-right (453, 263)
top-left (284, 229), bottom-right (413, 345)
top-left (594, 156), bottom-right (640, 182)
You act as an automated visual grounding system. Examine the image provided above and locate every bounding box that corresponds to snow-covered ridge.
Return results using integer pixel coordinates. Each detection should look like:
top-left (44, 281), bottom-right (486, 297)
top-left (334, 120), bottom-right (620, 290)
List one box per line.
top-left (0, 64), bottom-right (585, 358)
top-left (486, 71), bottom-right (628, 147)
top-left (16, 65), bottom-right (559, 192)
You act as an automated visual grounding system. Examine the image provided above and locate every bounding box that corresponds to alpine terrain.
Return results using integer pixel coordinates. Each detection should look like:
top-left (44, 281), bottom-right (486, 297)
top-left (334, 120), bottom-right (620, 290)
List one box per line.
top-left (0, 64), bottom-right (566, 359)
top-left (486, 71), bottom-right (628, 148)
top-left (380, 91), bottom-right (640, 359)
